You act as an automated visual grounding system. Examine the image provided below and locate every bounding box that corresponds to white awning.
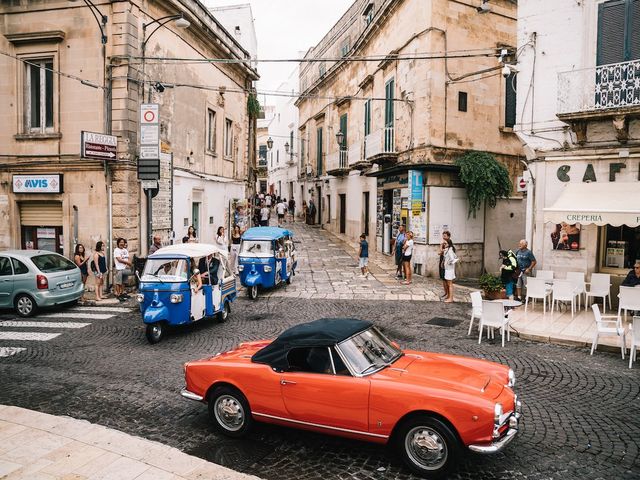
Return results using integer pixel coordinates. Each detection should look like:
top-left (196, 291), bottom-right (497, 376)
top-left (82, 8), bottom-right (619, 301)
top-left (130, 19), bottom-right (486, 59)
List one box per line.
top-left (543, 182), bottom-right (640, 227)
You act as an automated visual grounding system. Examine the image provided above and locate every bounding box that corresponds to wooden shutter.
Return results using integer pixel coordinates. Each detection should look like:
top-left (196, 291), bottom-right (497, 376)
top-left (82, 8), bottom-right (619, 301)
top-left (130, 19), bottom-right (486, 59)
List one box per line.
top-left (340, 114), bottom-right (348, 148)
top-left (597, 0), bottom-right (626, 65)
top-left (316, 127), bottom-right (323, 175)
top-left (19, 202), bottom-right (62, 226)
top-left (505, 73), bottom-right (517, 128)
top-left (631, 0), bottom-right (640, 60)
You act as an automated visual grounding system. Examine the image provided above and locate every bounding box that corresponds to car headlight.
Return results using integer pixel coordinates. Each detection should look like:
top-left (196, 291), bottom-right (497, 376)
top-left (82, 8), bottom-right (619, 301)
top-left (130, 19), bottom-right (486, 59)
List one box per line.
top-left (170, 293), bottom-right (184, 303)
top-left (494, 403), bottom-right (503, 424)
top-left (507, 368), bottom-right (516, 387)
top-left (264, 265), bottom-right (272, 272)
top-left (136, 294), bottom-right (144, 303)
top-left (238, 265), bottom-right (244, 272)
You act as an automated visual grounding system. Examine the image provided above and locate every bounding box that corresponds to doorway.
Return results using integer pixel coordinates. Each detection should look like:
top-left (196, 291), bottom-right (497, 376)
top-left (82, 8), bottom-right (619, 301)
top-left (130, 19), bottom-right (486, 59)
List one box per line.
top-left (339, 194), bottom-right (346, 234)
top-left (362, 192), bottom-right (370, 236)
top-left (192, 202), bottom-right (200, 234)
top-left (316, 186), bottom-right (322, 225)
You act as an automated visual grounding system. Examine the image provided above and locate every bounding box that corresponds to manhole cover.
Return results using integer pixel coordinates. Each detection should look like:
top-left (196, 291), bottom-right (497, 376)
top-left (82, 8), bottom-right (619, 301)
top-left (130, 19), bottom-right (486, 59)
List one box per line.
top-left (426, 317), bottom-right (462, 328)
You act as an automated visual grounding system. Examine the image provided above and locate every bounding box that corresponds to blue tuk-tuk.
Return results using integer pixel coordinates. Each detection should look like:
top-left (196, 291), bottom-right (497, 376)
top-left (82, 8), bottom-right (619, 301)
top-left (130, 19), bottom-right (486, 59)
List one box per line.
top-left (238, 227), bottom-right (297, 299)
top-left (136, 243), bottom-right (237, 344)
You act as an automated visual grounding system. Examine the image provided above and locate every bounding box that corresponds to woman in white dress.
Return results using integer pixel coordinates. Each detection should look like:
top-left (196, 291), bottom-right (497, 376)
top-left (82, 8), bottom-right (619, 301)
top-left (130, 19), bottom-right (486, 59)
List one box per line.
top-left (189, 258), bottom-right (205, 320)
top-left (443, 240), bottom-right (457, 303)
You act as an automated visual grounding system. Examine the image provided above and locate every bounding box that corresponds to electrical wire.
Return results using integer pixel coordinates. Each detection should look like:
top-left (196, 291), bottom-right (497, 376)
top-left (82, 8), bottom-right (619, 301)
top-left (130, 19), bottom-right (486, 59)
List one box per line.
top-left (0, 50), bottom-right (105, 90)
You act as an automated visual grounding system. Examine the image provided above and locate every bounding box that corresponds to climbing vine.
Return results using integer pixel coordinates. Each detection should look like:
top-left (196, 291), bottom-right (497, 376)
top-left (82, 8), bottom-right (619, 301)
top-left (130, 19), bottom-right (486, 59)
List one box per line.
top-left (247, 92), bottom-right (261, 118)
top-left (455, 151), bottom-right (512, 217)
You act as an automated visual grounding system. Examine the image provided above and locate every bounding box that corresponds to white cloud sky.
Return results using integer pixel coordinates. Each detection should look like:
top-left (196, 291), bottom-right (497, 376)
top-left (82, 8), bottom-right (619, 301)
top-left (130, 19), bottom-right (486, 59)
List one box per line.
top-left (204, 0), bottom-right (351, 94)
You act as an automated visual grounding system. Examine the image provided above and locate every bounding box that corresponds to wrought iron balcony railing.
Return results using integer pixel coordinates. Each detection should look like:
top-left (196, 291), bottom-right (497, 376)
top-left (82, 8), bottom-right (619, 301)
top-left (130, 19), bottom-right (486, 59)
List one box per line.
top-left (557, 59), bottom-right (640, 116)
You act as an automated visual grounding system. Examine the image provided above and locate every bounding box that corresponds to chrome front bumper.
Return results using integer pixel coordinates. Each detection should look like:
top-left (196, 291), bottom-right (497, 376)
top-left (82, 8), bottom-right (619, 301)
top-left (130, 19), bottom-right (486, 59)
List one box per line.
top-left (180, 387), bottom-right (204, 402)
top-left (469, 397), bottom-right (521, 454)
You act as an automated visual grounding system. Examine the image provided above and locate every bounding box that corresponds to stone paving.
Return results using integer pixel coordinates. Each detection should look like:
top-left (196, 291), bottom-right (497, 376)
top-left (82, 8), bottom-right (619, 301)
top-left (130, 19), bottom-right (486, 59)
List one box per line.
top-left (260, 221), bottom-right (473, 303)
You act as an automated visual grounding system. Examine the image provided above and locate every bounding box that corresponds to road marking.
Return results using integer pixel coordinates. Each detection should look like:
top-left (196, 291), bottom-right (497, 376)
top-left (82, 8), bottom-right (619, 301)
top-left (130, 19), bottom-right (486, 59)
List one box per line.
top-left (0, 321), bottom-right (90, 329)
top-left (0, 347), bottom-right (26, 357)
top-left (0, 332), bottom-right (61, 341)
top-left (71, 306), bottom-right (132, 313)
top-left (37, 313), bottom-right (113, 320)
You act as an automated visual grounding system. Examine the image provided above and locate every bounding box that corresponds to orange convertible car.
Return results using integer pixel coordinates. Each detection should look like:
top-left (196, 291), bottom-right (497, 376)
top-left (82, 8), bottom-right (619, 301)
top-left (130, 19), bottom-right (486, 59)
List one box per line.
top-left (181, 318), bottom-right (521, 478)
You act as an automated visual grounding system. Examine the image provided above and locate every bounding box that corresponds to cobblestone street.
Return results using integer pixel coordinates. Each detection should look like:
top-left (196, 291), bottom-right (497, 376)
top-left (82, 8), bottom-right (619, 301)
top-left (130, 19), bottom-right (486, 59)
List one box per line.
top-left (0, 224), bottom-right (638, 480)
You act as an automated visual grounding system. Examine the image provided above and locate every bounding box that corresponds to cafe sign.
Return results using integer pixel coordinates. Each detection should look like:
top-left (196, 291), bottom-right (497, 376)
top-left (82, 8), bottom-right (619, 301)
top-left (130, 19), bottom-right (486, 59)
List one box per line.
top-left (12, 174), bottom-right (63, 193)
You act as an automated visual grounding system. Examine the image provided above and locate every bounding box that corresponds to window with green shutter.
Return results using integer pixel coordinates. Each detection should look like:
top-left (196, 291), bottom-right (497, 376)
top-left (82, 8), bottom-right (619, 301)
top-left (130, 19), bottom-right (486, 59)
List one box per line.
top-left (505, 73), bottom-right (517, 128)
top-left (316, 127), bottom-right (323, 175)
top-left (597, 0), bottom-right (640, 65)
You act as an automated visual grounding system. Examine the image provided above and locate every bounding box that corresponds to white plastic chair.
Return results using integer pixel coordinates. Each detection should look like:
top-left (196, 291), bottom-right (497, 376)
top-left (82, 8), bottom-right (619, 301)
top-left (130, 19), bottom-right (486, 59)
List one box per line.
top-left (566, 272), bottom-right (586, 310)
top-left (468, 291), bottom-right (483, 335)
top-left (536, 270), bottom-right (554, 281)
top-left (525, 277), bottom-right (552, 313)
top-left (478, 301), bottom-right (511, 347)
top-left (618, 286), bottom-right (640, 321)
top-left (551, 280), bottom-right (578, 317)
top-left (590, 304), bottom-right (626, 359)
top-left (629, 317), bottom-right (640, 368)
top-left (585, 273), bottom-right (611, 313)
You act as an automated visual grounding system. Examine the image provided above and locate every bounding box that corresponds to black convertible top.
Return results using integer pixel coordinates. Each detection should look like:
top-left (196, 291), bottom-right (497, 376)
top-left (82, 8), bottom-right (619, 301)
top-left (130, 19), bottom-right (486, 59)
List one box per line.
top-left (251, 318), bottom-right (372, 370)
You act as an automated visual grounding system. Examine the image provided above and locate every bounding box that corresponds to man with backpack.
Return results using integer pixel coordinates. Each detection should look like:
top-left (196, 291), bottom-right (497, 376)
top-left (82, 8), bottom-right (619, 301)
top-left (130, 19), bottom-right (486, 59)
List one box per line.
top-left (499, 250), bottom-right (518, 300)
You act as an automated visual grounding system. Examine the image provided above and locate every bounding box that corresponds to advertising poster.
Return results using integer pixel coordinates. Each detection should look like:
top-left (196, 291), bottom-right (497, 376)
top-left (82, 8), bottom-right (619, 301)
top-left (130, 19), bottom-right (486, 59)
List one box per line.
top-left (550, 222), bottom-right (581, 251)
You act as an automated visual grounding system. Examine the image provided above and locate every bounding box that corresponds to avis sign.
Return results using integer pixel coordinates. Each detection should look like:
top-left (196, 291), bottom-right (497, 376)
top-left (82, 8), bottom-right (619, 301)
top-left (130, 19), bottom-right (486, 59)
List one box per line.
top-left (13, 174), bottom-right (63, 193)
top-left (81, 131), bottom-right (117, 160)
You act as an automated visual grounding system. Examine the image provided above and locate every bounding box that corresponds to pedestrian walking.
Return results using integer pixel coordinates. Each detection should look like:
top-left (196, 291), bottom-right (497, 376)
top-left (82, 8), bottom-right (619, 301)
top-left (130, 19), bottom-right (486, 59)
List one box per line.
top-left (113, 237), bottom-right (132, 301)
top-left (288, 198), bottom-right (296, 223)
top-left (230, 225), bottom-right (242, 274)
top-left (215, 226), bottom-right (227, 250)
top-left (443, 236), bottom-right (458, 302)
top-left (438, 231), bottom-right (453, 299)
top-left (359, 233), bottom-right (369, 278)
top-left (499, 249), bottom-right (518, 299)
top-left (401, 231), bottom-right (414, 285)
top-left (73, 244), bottom-right (90, 302)
top-left (302, 200), bottom-right (308, 223)
top-left (91, 241), bottom-right (107, 302)
top-left (265, 194), bottom-right (272, 210)
top-left (260, 203), bottom-right (270, 227)
top-left (307, 199), bottom-right (316, 225)
top-left (515, 239), bottom-right (536, 301)
top-left (186, 225), bottom-right (198, 243)
top-left (276, 199), bottom-right (287, 225)
top-left (392, 225), bottom-right (406, 279)
top-left (148, 235), bottom-right (162, 255)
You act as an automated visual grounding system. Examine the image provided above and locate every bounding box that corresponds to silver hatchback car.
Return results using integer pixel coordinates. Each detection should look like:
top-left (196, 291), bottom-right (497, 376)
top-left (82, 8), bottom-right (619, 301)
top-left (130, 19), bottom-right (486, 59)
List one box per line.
top-left (0, 250), bottom-right (84, 317)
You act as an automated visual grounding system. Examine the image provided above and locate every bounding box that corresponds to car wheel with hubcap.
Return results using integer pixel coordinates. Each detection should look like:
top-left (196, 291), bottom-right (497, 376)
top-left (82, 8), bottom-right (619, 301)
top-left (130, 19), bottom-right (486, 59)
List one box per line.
top-left (396, 416), bottom-right (459, 478)
top-left (145, 323), bottom-right (164, 344)
top-left (208, 386), bottom-right (252, 438)
top-left (248, 285), bottom-right (258, 299)
top-left (217, 301), bottom-right (230, 323)
top-left (14, 294), bottom-right (37, 318)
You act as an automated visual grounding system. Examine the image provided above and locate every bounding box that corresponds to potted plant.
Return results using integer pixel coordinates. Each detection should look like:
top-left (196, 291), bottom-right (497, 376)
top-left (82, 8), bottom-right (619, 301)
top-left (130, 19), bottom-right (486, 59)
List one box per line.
top-left (478, 273), bottom-right (506, 300)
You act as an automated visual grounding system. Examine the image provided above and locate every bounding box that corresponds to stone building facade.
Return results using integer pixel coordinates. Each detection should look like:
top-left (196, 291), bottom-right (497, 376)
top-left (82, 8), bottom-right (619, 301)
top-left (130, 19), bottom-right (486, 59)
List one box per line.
top-left (296, 0), bottom-right (524, 277)
top-left (515, 0), bottom-right (640, 293)
top-left (0, 0), bottom-right (258, 271)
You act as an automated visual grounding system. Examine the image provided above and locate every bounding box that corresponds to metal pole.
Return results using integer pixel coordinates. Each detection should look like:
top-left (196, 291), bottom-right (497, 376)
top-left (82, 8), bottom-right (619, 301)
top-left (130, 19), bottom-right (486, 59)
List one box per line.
top-left (146, 188), bottom-right (153, 252)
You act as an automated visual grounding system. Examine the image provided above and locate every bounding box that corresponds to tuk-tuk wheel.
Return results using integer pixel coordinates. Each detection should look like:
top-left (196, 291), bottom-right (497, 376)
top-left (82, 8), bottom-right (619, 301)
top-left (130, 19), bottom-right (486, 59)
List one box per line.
top-left (248, 285), bottom-right (258, 300)
top-left (217, 301), bottom-right (230, 323)
top-left (145, 323), bottom-right (164, 344)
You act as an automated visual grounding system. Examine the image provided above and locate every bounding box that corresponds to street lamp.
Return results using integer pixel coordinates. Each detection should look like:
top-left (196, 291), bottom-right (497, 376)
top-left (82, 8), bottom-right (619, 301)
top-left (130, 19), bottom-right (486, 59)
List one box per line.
top-left (335, 130), bottom-right (345, 148)
top-left (267, 137), bottom-right (274, 150)
top-left (69, 0), bottom-right (107, 44)
top-left (142, 13), bottom-right (190, 53)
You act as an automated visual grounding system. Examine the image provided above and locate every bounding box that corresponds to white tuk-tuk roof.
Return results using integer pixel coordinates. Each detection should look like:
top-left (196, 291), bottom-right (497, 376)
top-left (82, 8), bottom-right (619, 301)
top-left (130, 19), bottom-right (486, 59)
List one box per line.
top-left (150, 243), bottom-right (228, 258)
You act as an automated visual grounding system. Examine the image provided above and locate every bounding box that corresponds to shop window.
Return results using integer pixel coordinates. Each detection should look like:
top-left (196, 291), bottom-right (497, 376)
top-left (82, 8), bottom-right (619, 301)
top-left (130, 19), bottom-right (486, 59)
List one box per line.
top-left (25, 58), bottom-right (54, 133)
top-left (602, 225), bottom-right (640, 270)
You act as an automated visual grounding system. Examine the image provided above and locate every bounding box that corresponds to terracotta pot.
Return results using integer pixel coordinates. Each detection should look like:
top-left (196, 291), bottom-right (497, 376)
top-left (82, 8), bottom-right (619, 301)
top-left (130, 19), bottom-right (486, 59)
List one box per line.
top-left (483, 289), bottom-right (506, 300)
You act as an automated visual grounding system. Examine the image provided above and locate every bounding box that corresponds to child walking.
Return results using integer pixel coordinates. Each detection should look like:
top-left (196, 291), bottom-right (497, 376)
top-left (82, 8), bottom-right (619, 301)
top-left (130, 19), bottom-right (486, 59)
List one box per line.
top-left (359, 233), bottom-right (369, 278)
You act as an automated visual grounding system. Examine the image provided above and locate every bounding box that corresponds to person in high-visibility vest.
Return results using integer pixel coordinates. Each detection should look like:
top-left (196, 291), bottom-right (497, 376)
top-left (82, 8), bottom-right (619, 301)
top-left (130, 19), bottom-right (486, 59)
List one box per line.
top-left (499, 250), bottom-right (518, 300)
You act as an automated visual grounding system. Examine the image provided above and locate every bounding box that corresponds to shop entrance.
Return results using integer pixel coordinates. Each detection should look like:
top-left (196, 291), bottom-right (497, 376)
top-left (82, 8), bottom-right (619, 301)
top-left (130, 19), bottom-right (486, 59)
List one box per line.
top-left (19, 202), bottom-right (63, 254)
top-left (339, 194), bottom-right (346, 234)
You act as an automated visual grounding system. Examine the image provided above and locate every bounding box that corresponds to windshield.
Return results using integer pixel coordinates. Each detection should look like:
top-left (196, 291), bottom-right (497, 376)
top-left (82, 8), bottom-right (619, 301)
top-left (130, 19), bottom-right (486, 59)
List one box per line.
top-left (240, 240), bottom-right (273, 257)
top-left (337, 327), bottom-right (402, 376)
top-left (32, 254), bottom-right (76, 272)
top-left (142, 259), bottom-right (189, 282)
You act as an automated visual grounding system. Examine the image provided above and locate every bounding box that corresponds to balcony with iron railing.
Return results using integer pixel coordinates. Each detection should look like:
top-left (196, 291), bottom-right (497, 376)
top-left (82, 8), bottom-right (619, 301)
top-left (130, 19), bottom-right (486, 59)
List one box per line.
top-left (364, 126), bottom-right (397, 165)
top-left (557, 59), bottom-right (640, 123)
top-left (326, 148), bottom-right (350, 177)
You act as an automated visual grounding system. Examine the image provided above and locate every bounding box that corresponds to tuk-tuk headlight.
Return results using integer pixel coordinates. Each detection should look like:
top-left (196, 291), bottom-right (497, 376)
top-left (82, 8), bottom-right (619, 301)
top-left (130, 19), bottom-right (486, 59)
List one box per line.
top-left (170, 293), bottom-right (184, 304)
top-left (237, 265), bottom-right (244, 272)
top-left (264, 265), bottom-right (272, 272)
top-left (136, 294), bottom-right (144, 303)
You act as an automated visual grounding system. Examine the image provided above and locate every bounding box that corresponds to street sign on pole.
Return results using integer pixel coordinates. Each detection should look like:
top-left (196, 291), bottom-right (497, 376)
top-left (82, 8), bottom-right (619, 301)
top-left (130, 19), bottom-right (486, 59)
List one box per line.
top-left (138, 158), bottom-right (160, 179)
top-left (139, 103), bottom-right (160, 181)
top-left (81, 131), bottom-right (117, 160)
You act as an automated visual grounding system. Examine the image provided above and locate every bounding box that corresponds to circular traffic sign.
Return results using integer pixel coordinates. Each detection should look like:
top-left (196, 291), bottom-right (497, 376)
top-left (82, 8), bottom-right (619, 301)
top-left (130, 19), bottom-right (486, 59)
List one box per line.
top-left (143, 110), bottom-right (156, 122)
top-left (519, 178), bottom-right (526, 189)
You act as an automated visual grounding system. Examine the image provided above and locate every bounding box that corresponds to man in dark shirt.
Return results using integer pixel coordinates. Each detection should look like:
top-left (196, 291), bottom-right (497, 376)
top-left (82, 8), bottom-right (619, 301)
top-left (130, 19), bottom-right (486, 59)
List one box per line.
top-left (621, 261), bottom-right (640, 287)
top-left (198, 254), bottom-right (221, 285)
